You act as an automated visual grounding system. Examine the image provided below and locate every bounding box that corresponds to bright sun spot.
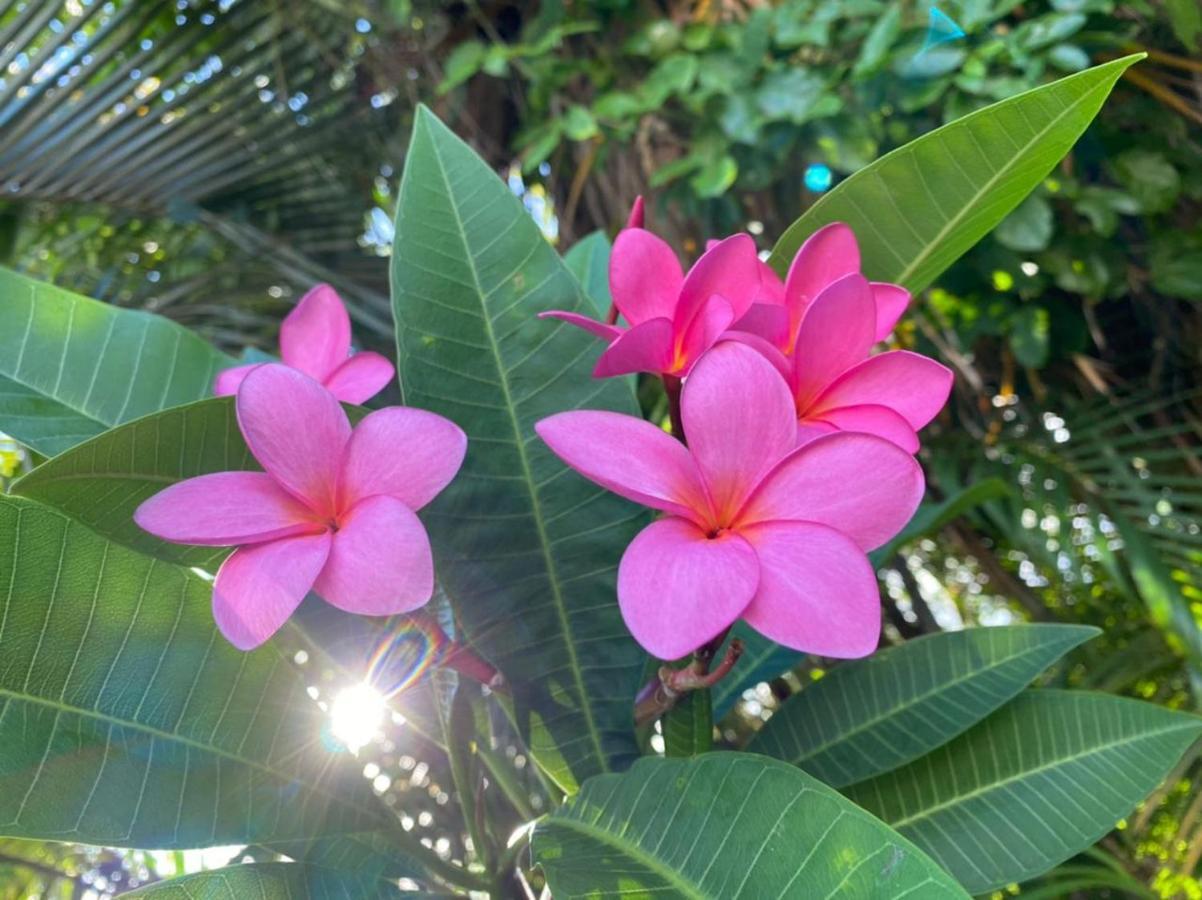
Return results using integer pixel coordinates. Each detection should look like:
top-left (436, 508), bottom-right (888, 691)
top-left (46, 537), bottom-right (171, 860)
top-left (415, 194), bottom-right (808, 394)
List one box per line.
top-left (330, 683), bottom-right (385, 753)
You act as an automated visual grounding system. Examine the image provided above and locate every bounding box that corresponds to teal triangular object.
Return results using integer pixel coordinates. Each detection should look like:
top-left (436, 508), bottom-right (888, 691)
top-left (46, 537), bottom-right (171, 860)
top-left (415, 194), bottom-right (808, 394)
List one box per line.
top-left (922, 6), bottom-right (966, 49)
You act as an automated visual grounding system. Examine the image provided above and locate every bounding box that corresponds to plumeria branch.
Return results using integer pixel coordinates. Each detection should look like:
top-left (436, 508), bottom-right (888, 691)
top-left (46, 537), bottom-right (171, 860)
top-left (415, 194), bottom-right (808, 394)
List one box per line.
top-left (409, 611), bottom-right (506, 690)
top-left (633, 636), bottom-right (744, 727)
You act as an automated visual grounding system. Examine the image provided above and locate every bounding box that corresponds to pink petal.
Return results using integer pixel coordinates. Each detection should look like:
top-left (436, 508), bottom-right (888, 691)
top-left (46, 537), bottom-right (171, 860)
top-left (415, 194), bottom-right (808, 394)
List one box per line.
top-left (617, 517), bottom-right (759, 660)
top-left (609, 229), bottom-right (683, 325)
top-left (626, 196), bottom-right (645, 229)
top-left (213, 363), bottom-right (262, 397)
top-left (539, 310), bottom-right (624, 342)
top-left (740, 521), bottom-right (880, 658)
top-left (535, 411), bottom-right (710, 523)
top-left (675, 234), bottom-right (760, 330)
top-left (717, 332), bottom-right (794, 383)
top-left (314, 495), bottom-right (433, 615)
top-left (593, 317), bottom-right (675, 377)
top-left (872, 283), bottom-right (910, 342)
top-left (796, 420), bottom-right (838, 447)
top-left (323, 351), bottom-right (395, 405)
top-left (811, 350), bottom-right (954, 431)
top-left (731, 303), bottom-right (792, 350)
top-left (674, 294), bottom-right (735, 376)
top-left (783, 222), bottom-right (860, 337)
top-left (813, 404), bottom-right (920, 453)
top-left (540, 307), bottom-right (625, 338)
top-left (213, 532), bottom-right (331, 650)
top-left (236, 364), bottom-right (351, 517)
top-left (681, 342), bottom-right (796, 520)
top-left (339, 407), bottom-right (467, 512)
top-left (737, 432), bottom-right (924, 551)
top-left (791, 274), bottom-right (876, 410)
top-left (754, 258), bottom-right (786, 306)
top-left (135, 472), bottom-right (321, 546)
top-left (280, 284), bottom-right (352, 382)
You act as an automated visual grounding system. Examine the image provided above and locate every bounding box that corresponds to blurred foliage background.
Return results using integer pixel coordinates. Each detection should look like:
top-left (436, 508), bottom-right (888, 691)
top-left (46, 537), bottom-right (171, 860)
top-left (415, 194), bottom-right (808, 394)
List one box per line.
top-left (1, 0), bottom-right (1201, 896)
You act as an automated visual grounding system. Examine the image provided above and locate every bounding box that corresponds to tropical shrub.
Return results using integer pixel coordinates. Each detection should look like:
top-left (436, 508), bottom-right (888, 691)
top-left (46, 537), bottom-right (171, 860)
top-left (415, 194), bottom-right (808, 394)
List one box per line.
top-left (1, 53), bottom-right (1199, 899)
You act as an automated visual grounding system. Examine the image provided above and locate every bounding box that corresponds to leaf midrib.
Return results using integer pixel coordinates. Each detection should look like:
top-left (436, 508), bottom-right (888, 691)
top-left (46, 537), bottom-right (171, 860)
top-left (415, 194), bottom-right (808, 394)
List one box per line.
top-left (419, 114), bottom-right (610, 776)
top-left (546, 815), bottom-right (707, 898)
top-left (786, 634), bottom-right (1085, 766)
top-left (0, 685), bottom-right (388, 830)
top-left (885, 720), bottom-right (1200, 830)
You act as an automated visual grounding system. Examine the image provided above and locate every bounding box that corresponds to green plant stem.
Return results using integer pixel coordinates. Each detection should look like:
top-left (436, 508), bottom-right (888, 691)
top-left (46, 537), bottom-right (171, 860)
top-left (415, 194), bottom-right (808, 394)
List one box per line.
top-left (477, 741), bottom-right (538, 822)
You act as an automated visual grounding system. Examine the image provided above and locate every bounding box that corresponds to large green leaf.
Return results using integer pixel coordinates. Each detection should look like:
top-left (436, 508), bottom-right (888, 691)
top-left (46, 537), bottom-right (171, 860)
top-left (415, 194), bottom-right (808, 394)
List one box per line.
top-left (846, 690), bottom-right (1202, 893)
top-left (768, 55), bottom-right (1143, 293)
top-left (10, 398), bottom-right (370, 570)
top-left (0, 494), bottom-right (395, 849)
top-left (0, 268), bottom-right (235, 457)
top-left (563, 231), bottom-right (612, 316)
top-left (121, 862), bottom-right (407, 899)
top-left (390, 106), bottom-right (646, 793)
top-left (11, 397), bottom-right (253, 568)
top-left (749, 625), bottom-right (1097, 787)
top-left (533, 753), bottom-right (969, 898)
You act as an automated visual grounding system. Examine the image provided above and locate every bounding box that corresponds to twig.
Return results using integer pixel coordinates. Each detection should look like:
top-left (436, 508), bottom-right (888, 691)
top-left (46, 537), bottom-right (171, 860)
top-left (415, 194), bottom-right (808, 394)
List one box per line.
top-left (633, 638), bottom-right (744, 727)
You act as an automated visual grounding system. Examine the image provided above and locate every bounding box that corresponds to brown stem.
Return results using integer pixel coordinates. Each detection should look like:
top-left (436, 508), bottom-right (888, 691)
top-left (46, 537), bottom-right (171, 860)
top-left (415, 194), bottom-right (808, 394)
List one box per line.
top-left (663, 374), bottom-right (686, 443)
top-left (633, 638), bottom-right (743, 727)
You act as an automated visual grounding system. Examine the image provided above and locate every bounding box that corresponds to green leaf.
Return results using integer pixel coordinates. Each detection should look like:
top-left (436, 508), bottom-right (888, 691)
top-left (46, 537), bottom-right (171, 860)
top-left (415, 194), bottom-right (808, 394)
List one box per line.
top-left (12, 397), bottom-right (255, 568)
top-left (711, 622), bottom-right (803, 721)
top-left (852, 3), bottom-right (902, 78)
top-left (870, 477), bottom-right (1012, 564)
top-left (533, 753), bottom-right (970, 898)
top-left (390, 106), bottom-right (646, 793)
top-left (1167, 0), bottom-right (1202, 51)
top-left (769, 55), bottom-right (1144, 294)
top-left (1111, 149), bottom-right (1181, 214)
top-left (994, 193), bottom-right (1054, 252)
top-left (845, 690), bottom-right (1202, 893)
top-left (438, 40), bottom-right (486, 94)
top-left (563, 231), bottom-right (612, 316)
top-left (755, 69), bottom-right (827, 123)
top-left (120, 862), bottom-right (406, 899)
top-left (690, 155), bottom-right (738, 198)
top-left (1010, 304), bottom-right (1052, 368)
top-left (749, 625), bottom-right (1099, 787)
top-left (662, 687), bottom-right (712, 757)
top-left (0, 494), bottom-right (394, 849)
top-left (0, 267), bottom-right (234, 457)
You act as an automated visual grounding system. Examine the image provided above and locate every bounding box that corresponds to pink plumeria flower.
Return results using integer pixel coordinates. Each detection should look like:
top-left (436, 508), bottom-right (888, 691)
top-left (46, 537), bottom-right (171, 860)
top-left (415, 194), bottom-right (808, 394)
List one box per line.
top-left (215, 283), bottom-right (395, 404)
top-left (536, 342), bottom-right (924, 661)
top-left (541, 217), bottom-right (761, 378)
top-left (737, 272), bottom-right (953, 453)
top-left (733, 222), bottom-right (912, 354)
top-left (136, 364), bottom-right (466, 650)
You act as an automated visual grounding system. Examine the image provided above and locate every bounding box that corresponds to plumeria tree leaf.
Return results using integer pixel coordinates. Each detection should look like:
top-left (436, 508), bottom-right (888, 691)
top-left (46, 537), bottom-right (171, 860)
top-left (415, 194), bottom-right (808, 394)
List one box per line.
top-left (768, 55), bottom-right (1144, 293)
top-left (533, 753), bottom-right (970, 898)
top-left (390, 106), bottom-right (647, 793)
top-left (0, 494), bottom-right (397, 849)
top-left (120, 862), bottom-right (409, 899)
top-left (749, 624), bottom-right (1098, 787)
top-left (562, 230), bottom-right (613, 316)
top-left (846, 690), bottom-right (1202, 893)
top-left (11, 397), bottom-right (254, 568)
top-left (11, 397), bottom-right (367, 569)
top-left (0, 268), bottom-right (235, 457)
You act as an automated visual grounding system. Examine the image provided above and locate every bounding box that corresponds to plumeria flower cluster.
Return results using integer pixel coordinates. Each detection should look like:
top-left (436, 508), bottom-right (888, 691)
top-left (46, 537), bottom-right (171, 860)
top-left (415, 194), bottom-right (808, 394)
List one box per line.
top-left (539, 204), bottom-right (953, 660)
top-left (136, 288), bottom-right (465, 650)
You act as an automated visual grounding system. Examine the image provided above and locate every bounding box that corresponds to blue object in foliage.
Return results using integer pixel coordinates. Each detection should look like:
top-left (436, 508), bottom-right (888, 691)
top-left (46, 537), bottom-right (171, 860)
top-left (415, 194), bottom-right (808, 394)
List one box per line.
top-left (804, 163), bottom-right (833, 193)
